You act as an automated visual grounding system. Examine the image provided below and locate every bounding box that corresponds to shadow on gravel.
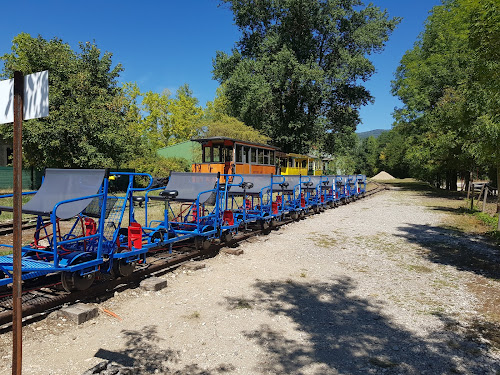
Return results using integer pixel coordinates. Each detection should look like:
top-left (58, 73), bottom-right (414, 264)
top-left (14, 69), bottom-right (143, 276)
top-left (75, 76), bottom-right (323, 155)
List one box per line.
top-left (85, 325), bottom-right (235, 375)
top-left (227, 277), bottom-right (498, 374)
top-left (396, 223), bottom-right (500, 280)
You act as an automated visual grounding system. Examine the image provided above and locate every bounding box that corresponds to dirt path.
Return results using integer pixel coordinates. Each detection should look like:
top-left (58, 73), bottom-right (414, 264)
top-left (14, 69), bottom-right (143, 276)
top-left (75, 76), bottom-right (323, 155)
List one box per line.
top-left (0, 188), bottom-right (499, 374)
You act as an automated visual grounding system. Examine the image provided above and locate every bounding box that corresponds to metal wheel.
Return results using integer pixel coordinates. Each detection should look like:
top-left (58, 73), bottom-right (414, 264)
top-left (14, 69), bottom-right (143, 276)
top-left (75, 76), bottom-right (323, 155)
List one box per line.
top-left (61, 267), bottom-right (95, 292)
top-left (260, 220), bottom-right (270, 231)
top-left (195, 237), bottom-right (212, 250)
top-left (223, 231), bottom-right (233, 243)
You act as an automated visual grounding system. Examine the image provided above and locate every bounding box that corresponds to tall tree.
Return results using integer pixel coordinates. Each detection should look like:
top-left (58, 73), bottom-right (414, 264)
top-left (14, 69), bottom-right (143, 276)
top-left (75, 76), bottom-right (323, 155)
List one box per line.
top-left (213, 0), bottom-right (399, 153)
top-left (1, 33), bottom-right (132, 168)
top-left (392, 0), bottom-right (499, 212)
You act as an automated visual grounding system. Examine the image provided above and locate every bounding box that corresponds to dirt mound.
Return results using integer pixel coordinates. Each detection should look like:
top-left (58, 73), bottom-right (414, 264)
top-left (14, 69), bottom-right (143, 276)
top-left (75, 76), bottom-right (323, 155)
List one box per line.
top-left (371, 171), bottom-right (395, 180)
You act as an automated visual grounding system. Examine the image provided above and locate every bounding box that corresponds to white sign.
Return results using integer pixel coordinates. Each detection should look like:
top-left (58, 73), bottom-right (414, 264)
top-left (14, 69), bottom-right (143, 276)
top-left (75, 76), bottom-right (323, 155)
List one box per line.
top-left (0, 70), bottom-right (49, 124)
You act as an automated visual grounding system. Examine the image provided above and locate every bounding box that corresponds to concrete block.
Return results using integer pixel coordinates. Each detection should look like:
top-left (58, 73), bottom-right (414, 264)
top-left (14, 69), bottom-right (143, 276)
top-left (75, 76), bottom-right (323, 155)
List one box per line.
top-left (221, 248), bottom-right (244, 256)
top-left (59, 303), bottom-right (98, 324)
top-left (181, 262), bottom-right (206, 271)
top-left (140, 277), bottom-right (168, 291)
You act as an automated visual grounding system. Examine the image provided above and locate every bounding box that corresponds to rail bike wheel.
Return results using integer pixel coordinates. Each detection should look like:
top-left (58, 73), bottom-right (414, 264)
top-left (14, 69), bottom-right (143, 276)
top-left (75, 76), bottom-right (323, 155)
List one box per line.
top-left (195, 236), bottom-right (212, 250)
top-left (113, 249), bottom-right (137, 278)
top-left (260, 219), bottom-right (270, 231)
top-left (222, 230), bottom-right (233, 244)
top-left (290, 212), bottom-right (299, 221)
top-left (61, 259), bottom-right (96, 292)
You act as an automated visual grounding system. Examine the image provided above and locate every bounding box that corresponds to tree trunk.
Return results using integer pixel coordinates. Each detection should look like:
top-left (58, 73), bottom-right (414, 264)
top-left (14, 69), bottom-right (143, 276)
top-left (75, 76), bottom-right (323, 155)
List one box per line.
top-left (450, 170), bottom-right (457, 191)
top-left (497, 166), bottom-right (499, 231)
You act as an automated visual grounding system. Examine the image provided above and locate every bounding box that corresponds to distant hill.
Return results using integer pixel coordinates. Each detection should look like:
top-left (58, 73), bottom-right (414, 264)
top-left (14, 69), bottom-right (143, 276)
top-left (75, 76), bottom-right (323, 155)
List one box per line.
top-left (356, 129), bottom-right (387, 139)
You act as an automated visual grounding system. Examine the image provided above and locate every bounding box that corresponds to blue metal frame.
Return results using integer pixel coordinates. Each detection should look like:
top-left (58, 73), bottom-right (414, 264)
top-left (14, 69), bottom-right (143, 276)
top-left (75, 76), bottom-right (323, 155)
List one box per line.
top-left (0, 171), bottom-right (155, 287)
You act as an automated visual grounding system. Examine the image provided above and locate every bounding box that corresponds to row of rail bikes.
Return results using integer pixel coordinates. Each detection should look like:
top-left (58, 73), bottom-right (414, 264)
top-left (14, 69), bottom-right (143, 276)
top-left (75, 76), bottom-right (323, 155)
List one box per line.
top-left (0, 169), bottom-right (366, 293)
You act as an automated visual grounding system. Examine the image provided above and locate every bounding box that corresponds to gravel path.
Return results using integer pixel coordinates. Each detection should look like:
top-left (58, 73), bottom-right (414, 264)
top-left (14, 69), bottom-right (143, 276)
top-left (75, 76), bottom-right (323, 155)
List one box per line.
top-left (0, 188), bottom-right (498, 374)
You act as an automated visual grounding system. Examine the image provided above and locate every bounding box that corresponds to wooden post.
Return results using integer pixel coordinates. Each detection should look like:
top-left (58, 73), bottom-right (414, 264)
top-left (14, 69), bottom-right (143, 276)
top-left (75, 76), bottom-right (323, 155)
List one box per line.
top-left (478, 184), bottom-right (485, 209)
top-left (470, 184), bottom-right (474, 211)
top-left (482, 186), bottom-right (488, 212)
top-left (12, 71), bottom-right (23, 375)
top-left (466, 172), bottom-right (472, 200)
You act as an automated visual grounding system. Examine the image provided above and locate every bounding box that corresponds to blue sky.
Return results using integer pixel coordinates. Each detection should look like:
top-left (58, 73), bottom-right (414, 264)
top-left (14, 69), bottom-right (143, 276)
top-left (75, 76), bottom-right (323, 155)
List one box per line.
top-left (0, 0), bottom-right (442, 132)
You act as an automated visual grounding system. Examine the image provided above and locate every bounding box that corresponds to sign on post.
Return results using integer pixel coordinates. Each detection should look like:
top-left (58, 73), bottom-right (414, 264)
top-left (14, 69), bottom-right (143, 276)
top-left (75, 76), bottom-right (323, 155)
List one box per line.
top-left (0, 70), bottom-right (49, 124)
top-left (0, 70), bottom-right (48, 375)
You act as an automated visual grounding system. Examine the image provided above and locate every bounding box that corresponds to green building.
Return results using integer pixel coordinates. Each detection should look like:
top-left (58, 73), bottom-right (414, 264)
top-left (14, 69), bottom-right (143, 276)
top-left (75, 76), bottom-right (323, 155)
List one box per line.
top-left (156, 141), bottom-right (201, 163)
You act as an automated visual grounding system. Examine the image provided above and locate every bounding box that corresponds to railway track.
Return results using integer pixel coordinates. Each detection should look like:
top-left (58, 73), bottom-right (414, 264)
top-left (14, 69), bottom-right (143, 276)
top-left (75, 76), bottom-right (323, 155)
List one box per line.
top-left (0, 182), bottom-right (385, 329)
top-left (0, 219), bottom-right (37, 236)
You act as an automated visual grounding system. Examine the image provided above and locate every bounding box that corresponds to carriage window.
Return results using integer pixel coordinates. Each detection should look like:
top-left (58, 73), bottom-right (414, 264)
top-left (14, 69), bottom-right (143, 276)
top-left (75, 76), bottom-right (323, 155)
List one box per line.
top-left (213, 146), bottom-right (220, 162)
top-left (236, 145), bottom-right (242, 163)
top-left (242, 147), bottom-right (248, 163)
top-left (250, 148), bottom-right (257, 163)
top-left (270, 151), bottom-right (275, 165)
top-left (263, 150), bottom-right (270, 165)
top-left (202, 146), bottom-right (207, 163)
top-left (222, 147), bottom-right (232, 162)
top-left (258, 149), bottom-right (264, 164)
top-left (302, 160), bottom-right (307, 168)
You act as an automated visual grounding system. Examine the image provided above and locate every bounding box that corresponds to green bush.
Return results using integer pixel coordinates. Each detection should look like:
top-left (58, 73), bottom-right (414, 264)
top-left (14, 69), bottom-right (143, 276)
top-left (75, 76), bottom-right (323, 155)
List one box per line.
top-left (127, 156), bottom-right (191, 187)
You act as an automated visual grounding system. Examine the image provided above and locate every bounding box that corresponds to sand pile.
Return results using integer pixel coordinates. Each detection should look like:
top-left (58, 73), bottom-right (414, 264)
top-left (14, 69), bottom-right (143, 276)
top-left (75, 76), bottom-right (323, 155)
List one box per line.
top-left (371, 171), bottom-right (395, 180)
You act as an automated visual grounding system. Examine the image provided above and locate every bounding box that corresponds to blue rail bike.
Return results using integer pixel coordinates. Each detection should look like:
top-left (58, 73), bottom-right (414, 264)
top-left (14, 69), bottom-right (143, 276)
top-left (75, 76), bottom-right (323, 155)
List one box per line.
top-left (0, 169), bottom-right (154, 291)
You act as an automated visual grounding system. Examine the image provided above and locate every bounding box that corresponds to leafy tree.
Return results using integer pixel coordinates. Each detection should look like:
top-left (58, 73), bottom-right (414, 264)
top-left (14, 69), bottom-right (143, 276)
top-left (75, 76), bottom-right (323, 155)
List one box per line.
top-left (213, 0), bottom-right (400, 153)
top-left (392, 0), bottom-right (499, 226)
top-left (166, 84), bottom-right (204, 144)
top-left (1, 33), bottom-right (132, 168)
top-left (199, 116), bottom-right (271, 144)
top-left (356, 136), bottom-right (379, 177)
top-left (377, 128), bottom-right (409, 178)
top-left (200, 85), bottom-right (271, 143)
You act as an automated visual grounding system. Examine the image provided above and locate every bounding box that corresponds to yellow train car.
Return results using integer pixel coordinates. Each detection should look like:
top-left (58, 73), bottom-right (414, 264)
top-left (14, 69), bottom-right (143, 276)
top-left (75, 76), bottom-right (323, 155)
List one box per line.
top-left (277, 153), bottom-right (323, 176)
top-left (191, 137), bottom-right (279, 175)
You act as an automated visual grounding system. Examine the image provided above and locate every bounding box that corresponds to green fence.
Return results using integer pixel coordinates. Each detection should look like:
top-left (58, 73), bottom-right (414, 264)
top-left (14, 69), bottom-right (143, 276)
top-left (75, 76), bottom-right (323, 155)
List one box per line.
top-left (0, 167), bottom-right (44, 191)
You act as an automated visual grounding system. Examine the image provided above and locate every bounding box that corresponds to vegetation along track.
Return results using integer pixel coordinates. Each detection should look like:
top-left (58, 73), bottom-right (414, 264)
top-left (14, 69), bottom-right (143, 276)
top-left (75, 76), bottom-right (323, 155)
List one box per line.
top-left (0, 182), bottom-right (385, 329)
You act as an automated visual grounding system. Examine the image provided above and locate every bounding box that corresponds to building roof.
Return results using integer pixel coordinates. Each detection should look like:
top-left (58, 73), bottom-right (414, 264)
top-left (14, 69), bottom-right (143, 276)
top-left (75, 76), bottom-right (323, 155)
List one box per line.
top-left (191, 137), bottom-right (280, 150)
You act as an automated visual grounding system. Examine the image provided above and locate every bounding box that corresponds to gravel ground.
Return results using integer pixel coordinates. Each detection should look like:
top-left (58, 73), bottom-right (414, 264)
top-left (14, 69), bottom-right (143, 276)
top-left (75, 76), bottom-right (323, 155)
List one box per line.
top-left (0, 188), bottom-right (499, 374)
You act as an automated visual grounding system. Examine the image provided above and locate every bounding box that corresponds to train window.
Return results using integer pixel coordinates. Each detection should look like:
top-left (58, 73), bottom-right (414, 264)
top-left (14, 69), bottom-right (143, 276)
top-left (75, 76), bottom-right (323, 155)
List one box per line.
top-left (258, 149), bottom-right (264, 164)
top-left (270, 151), bottom-right (275, 165)
top-left (263, 150), bottom-right (269, 165)
top-left (236, 145), bottom-right (242, 163)
top-left (250, 148), bottom-right (257, 163)
top-left (213, 146), bottom-right (220, 162)
top-left (302, 160), bottom-right (307, 168)
top-left (222, 147), bottom-right (232, 162)
top-left (242, 147), bottom-right (248, 163)
top-left (202, 146), bottom-right (207, 163)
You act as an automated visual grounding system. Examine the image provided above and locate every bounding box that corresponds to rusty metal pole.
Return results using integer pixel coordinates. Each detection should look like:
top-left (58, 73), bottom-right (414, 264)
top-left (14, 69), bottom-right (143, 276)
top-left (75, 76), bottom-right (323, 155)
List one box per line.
top-left (12, 71), bottom-right (23, 375)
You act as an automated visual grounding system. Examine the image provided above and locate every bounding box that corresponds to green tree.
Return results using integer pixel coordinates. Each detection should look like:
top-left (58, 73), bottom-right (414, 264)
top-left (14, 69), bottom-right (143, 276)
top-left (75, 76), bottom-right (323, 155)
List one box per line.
top-left (392, 0), bottom-right (499, 225)
top-left (213, 0), bottom-right (399, 153)
top-left (1, 33), bottom-right (132, 168)
top-left (166, 84), bottom-right (203, 144)
top-left (200, 85), bottom-right (271, 143)
top-left (356, 136), bottom-right (379, 177)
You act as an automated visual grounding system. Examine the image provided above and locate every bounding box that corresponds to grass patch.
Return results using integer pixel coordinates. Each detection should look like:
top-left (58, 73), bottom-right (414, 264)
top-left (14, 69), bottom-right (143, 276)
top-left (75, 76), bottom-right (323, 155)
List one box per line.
top-left (406, 264), bottom-right (433, 273)
top-left (307, 234), bottom-right (337, 248)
